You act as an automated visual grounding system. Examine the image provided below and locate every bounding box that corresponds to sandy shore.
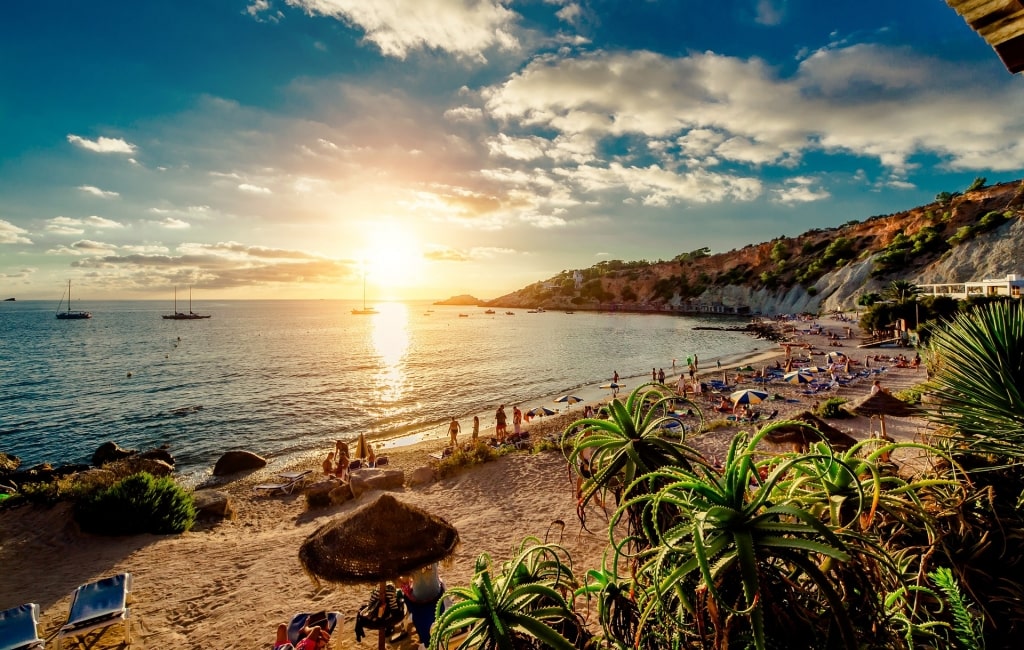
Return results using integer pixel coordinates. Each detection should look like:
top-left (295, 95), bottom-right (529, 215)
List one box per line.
top-left (0, 315), bottom-right (935, 649)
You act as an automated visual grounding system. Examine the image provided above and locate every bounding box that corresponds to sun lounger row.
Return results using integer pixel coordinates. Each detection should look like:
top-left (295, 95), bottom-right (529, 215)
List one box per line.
top-left (0, 573), bottom-right (131, 650)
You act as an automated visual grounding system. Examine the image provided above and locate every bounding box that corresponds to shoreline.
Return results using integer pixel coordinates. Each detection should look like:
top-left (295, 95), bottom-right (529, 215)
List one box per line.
top-left (1, 312), bottom-right (937, 650)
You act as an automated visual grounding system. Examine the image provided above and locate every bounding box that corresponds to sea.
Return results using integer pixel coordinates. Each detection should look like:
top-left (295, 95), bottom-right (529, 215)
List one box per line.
top-left (0, 300), bottom-right (771, 483)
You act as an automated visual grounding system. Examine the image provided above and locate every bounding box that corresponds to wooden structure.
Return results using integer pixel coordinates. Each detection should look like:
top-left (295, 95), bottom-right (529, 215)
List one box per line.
top-left (947, 0), bottom-right (1024, 73)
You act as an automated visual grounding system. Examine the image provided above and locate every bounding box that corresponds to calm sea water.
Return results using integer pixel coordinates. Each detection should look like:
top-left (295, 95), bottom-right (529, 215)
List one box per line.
top-left (0, 300), bottom-right (768, 480)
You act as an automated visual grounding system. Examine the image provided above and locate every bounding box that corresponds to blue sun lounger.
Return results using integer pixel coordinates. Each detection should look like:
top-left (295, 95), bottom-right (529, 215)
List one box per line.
top-left (0, 603), bottom-right (44, 650)
top-left (55, 572), bottom-right (132, 650)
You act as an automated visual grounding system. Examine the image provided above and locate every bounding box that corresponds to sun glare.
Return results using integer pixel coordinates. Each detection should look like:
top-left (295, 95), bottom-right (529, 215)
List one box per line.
top-left (359, 225), bottom-right (425, 291)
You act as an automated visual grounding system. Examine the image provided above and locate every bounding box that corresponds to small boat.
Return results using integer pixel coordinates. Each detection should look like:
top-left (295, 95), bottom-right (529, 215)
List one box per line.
top-left (505, 311), bottom-right (515, 315)
top-left (484, 309), bottom-right (495, 314)
top-left (56, 280), bottom-right (91, 319)
top-left (458, 313), bottom-right (469, 317)
top-left (162, 286), bottom-right (211, 320)
top-left (351, 270), bottom-right (378, 315)
top-left (527, 310), bottom-right (538, 313)
top-left (565, 311), bottom-right (575, 314)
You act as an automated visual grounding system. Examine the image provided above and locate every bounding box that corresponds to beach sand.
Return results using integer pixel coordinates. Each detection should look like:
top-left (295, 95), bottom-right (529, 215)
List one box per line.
top-left (0, 315), bottom-right (936, 649)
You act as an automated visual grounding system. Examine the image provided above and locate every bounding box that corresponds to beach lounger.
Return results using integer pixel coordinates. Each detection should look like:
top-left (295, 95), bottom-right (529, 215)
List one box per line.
top-left (55, 572), bottom-right (132, 650)
top-left (285, 611), bottom-right (341, 647)
top-left (0, 603), bottom-right (44, 650)
top-left (254, 470), bottom-right (311, 495)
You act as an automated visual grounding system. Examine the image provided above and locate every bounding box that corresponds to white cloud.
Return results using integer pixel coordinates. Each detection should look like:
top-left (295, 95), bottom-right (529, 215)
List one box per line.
top-left (481, 45), bottom-right (1024, 175)
top-left (46, 216), bottom-right (85, 235)
top-left (444, 105), bottom-right (484, 122)
top-left (66, 134), bottom-right (137, 154)
top-left (78, 185), bottom-right (120, 198)
top-left (771, 176), bottom-right (830, 204)
top-left (238, 183), bottom-right (273, 194)
top-left (157, 217), bottom-right (191, 229)
top-left (45, 215), bottom-right (124, 234)
top-left (246, 0), bottom-right (283, 22)
top-left (0, 219), bottom-right (32, 244)
top-left (486, 133), bottom-right (549, 160)
top-left (286, 0), bottom-right (520, 60)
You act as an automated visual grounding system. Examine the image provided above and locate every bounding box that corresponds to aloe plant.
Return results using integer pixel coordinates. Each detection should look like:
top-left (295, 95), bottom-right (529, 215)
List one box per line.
top-left (562, 382), bottom-right (705, 537)
top-left (430, 540), bottom-right (583, 650)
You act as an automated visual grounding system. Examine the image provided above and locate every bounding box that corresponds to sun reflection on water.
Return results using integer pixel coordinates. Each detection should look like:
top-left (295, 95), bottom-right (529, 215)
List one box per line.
top-left (370, 302), bottom-right (409, 403)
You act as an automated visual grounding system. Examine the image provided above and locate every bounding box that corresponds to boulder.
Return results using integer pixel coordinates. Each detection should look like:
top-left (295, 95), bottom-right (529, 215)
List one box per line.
top-left (139, 446), bottom-right (176, 467)
top-left (107, 457), bottom-right (175, 478)
top-left (329, 482), bottom-right (354, 505)
top-left (305, 480), bottom-right (340, 509)
top-left (92, 442), bottom-right (134, 467)
top-left (192, 489), bottom-right (234, 520)
top-left (349, 468), bottom-right (405, 498)
top-left (0, 451), bottom-right (21, 474)
top-left (407, 466), bottom-right (436, 487)
top-left (212, 450), bottom-right (267, 476)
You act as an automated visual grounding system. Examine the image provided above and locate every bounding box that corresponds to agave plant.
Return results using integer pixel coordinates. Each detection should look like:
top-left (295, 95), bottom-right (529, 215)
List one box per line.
top-left (924, 301), bottom-right (1024, 459)
top-left (562, 382), bottom-right (705, 529)
top-left (611, 424), bottom-right (917, 650)
top-left (430, 539), bottom-right (583, 650)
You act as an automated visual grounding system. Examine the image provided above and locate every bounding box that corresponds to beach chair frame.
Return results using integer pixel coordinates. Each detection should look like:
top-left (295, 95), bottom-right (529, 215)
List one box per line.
top-left (55, 572), bottom-right (132, 650)
top-left (0, 603), bottom-right (44, 650)
top-left (253, 470), bottom-right (311, 495)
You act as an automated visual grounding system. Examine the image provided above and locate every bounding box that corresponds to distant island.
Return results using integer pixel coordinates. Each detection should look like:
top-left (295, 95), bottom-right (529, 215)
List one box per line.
top-left (434, 294), bottom-right (486, 306)
top-left (3, 297), bottom-right (14, 301)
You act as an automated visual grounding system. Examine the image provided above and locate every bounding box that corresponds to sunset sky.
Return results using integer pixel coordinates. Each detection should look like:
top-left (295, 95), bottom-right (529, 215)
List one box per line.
top-left (2, 1), bottom-right (1023, 301)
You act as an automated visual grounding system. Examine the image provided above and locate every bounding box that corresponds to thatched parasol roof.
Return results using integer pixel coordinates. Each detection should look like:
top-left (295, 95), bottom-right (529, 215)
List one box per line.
top-left (763, 411), bottom-right (858, 451)
top-left (847, 391), bottom-right (920, 418)
top-left (946, 0), bottom-right (1024, 73)
top-left (299, 493), bottom-right (459, 586)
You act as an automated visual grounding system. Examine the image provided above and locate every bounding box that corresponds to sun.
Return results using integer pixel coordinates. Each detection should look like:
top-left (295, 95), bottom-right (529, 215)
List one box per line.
top-left (358, 225), bottom-right (425, 290)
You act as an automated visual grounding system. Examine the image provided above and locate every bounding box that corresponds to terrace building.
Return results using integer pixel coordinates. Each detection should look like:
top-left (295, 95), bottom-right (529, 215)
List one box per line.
top-left (918, 273), bottom-right (1024, 300)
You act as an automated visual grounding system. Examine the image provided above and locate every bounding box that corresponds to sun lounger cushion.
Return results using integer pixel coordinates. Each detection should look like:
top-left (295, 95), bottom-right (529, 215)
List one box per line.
top-left (0, 603), bottom-right (44, 650)
top-left (56, 573), bottom-right (131, 650)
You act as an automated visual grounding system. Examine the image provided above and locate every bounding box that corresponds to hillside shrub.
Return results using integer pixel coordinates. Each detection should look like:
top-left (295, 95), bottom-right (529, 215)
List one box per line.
top-left (74, 472), bottom-right (195, 535)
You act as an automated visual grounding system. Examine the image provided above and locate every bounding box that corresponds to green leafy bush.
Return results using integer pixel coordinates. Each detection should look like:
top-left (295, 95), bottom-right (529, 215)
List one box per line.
top-left (815, 397), bottom-right (852, 419)
top-left (74, 472), bottom-right (195, 535)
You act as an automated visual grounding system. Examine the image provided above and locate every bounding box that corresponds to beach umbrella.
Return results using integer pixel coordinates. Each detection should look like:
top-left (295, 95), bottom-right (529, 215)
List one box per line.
top-left (554, 395), bottom-right (583, 406)
top-left (847, 391), bottom-right (920, 443)
top-left (783, 370), bottom-right (814, 385)
top-left (730, 389), bottom-right (769, 406)
top-left (355, 432), bottom-right (369, 460)
top-left (528, 406), bottom-right (556, 417)
top-left (299, 493), bottom-right (459, 650)
top-left (762, 411), bottom-right (857, 452)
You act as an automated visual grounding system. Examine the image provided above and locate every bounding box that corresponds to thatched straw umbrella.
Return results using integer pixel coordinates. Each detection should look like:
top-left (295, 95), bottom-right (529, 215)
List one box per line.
top-left (299, 493), bottom-right (459, 650)
top-left (847, 391), bottom-right (920, 441)
top-left (762, 411), bottom-right (858, 452)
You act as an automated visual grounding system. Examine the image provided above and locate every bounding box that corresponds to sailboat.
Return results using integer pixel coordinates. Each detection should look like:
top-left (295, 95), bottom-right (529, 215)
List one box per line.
top-left (162, 286), bottom-right (211, 320)
top-left (55, 280), bottom-right (91, 319)
top-left (351, 271), bottom-right (378, 315)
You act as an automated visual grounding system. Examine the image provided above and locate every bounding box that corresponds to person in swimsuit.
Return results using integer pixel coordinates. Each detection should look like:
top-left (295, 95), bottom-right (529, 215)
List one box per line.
top-left (448, 417), bottom-right (461, 447)
top-left (495, 405), bottom-right (507, 441)
top-left (472, 415), bottom-right (480, 442)
top-left (512, 406), bottom-right (522, 435)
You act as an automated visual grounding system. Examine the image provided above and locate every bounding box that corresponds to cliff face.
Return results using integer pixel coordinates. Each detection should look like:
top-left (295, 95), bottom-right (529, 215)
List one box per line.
top-left (489, 180), bottom-right (1024, 315)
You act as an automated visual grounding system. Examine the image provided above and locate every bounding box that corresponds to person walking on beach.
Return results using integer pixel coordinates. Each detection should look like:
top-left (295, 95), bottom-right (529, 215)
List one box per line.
top-left (495, 404), bottom-right (508, 441)
top-left (472, 415), bottom-right (480, 442)
top-left (652, 368), bottom-right (657, 382)
top-left (513, 406), bottom-right (523, 435)
top-left (613, 370), bottom-right (619, 383)
top-left (448, 417), bottom-right (461, 447)
top-left (657, 368), bottom-right (665, 384)
top-left (676, 373), bottom-right (687, 397)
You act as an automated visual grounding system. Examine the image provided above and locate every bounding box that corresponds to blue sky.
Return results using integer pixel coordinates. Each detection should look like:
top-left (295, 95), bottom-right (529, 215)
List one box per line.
top-left (1, 0), bottom-right (1022, 301)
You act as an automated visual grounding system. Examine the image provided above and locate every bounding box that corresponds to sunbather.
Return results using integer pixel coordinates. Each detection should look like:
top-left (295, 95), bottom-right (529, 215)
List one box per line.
top-left (274, 622), bottom-right (330, 650)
